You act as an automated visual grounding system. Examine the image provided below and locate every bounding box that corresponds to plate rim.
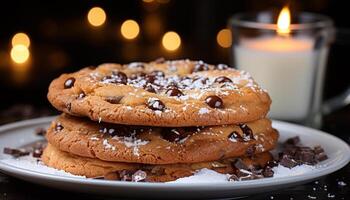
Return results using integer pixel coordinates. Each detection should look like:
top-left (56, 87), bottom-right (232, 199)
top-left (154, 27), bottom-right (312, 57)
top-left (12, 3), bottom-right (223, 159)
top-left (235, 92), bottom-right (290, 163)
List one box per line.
top-left (0, 116), bottom-right (349, 190)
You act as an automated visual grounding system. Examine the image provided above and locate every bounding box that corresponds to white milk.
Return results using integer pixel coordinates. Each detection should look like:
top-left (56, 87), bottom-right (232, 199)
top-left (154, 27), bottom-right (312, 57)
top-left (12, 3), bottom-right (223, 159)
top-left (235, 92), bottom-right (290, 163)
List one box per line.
top-left (235, 36), bottom-right (318, 120)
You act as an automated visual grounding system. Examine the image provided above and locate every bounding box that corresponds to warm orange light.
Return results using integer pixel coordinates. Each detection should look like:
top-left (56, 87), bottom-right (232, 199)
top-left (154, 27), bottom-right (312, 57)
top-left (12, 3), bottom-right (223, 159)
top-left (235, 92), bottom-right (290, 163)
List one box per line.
top-left (11, 45), bottom-right (30, 64)
top-left (121, 20), bottom-right (140, 40)
top-left (216, 29), bottom-right (232, 48)
top-left (12, 33), bottom-right (30, 47)
top-left (277, 6), bottom-right (291, 35)
top-left (162, 31), bottom-right (181, 51)
top-left (87, 7), bottom-right (106, 27)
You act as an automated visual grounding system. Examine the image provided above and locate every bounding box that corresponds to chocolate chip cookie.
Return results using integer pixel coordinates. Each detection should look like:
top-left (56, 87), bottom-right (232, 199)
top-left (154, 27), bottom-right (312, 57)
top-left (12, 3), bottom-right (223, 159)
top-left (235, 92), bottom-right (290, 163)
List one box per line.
top-left (45, 114), bottom-right (278, 164)
top-left (42, 144), bottom-right (273, 182)
top-left (47, 59), bottom-right (271, 127)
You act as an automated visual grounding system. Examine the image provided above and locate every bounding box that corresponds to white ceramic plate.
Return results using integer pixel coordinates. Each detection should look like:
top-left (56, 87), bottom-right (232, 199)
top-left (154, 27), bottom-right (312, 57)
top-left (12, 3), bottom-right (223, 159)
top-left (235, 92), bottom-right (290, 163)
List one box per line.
top-left (0, 116), bottom-right (349, 199)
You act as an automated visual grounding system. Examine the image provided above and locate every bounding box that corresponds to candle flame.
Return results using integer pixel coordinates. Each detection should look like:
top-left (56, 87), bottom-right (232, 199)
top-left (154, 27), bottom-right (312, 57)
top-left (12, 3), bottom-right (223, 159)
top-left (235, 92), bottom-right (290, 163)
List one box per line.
top-left (277, 6), bottom-right (291, 35)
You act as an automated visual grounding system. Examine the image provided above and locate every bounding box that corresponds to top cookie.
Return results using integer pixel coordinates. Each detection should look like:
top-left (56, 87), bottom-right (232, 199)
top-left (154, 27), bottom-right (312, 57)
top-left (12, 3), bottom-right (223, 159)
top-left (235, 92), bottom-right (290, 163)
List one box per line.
top-left (48, 59), bottom-right (271, 127)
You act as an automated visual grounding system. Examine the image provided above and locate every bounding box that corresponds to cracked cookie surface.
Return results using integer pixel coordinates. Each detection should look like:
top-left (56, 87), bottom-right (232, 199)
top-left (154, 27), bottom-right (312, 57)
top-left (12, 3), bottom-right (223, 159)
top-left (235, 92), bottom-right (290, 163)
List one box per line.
top-left (45, 114), bottom-right (278, 164)
top-left (47, 59), bottom-right (271, 127)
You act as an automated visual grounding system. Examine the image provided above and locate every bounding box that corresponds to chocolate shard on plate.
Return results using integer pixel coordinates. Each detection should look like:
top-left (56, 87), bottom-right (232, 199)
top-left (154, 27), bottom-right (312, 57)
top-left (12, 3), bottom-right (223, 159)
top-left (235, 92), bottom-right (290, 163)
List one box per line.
top-left (3, 147), bottom-right (30, 158)
top-left (279, 154), bottom-right (298, 168)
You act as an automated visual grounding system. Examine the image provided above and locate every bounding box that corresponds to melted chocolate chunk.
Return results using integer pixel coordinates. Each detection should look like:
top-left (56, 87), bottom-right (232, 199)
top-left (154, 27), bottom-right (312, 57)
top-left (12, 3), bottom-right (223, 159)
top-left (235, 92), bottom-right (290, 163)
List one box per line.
top-left (105, 96), bottom-right (123, 104)
top-left (147, 98), bottom-right (165, 111)
top-left (228, 131), bottom-right (243, 142)
top-left (266, 160), bottom-right (278, 168)
top-left (239, 124), bottom-right (254, 141)
top-left (64, 77), bottom-right (75, 89)
top-left (99, 125), bottom-right (135, 137)
top-left (193, 62), bottom-right (209, 72)
top-left (55, 123), bottom-right (64, 131)
top-left (132, 170), bottom-right (147, 182)
top-left (205, 95), bottom-right (223, 108)
top-left (295, 147), bottom-right (316, 165)
top-left (161, 128), bottom-right (193, 142)
top-left (111, 71), bottom-right (128, 84)
top-left (165, 88), bottom-right (183, 97)
top-left (3, 148), bottom-right (30, 157)
top-left (145, 74), bottom-right (156, 83)
top-left (215, 76), bottom-right (232, 83)
top-left (144, 84), bottom-right (156, 93)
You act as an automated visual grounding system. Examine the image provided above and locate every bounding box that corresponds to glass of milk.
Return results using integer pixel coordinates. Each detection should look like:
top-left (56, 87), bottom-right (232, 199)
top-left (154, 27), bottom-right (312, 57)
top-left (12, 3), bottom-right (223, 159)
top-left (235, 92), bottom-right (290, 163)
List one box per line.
top-left (230, 8), bottom-right (335, 128)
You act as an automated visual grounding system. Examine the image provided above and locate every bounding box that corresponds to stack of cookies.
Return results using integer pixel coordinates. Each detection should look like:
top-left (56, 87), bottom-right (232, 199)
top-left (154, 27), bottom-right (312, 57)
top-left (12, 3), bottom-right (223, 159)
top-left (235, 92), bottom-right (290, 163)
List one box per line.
top-left (42, 59), bottom-right (279, 182)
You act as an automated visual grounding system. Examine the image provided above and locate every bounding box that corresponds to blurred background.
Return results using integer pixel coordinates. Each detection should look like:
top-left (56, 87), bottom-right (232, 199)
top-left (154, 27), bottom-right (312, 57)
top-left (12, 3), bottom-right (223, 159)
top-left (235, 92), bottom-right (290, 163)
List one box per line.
top-left (0, 0), bottom-right (349, 133)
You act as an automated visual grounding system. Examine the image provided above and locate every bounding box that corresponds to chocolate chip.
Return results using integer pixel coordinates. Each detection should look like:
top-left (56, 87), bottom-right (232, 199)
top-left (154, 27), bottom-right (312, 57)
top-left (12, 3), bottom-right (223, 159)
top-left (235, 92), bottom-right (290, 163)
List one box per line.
top-left (315, 153), bottom-right (328, 161)
top-left (266, 160), bottom-right (278, 168)
top-left (32, 148), bottom-right (43, 158)
top-left (144, 85), bottom-right (156, 93)
top-left (284, 136), bottom-right (300, 146)
top-left (165, 88), bottom-right (183, 97)
top-left (147, 98), bottom-right (165, 111)
top-left (111, 71), bottom-right (128, 85)
top-left (119, 170), bottom-right (135, 181)
top-left (216, 64), bottom-right (229, 70)
top-left (205, 95), bottom-right (223, 108)
top-left (313, 145), bottom-right (325, 154)
top-left (228, 131), bottom-right (243, 142)
top-left (280, 155), bottom-right (298, 168)
top-left (132, 170), bottom-right (147, 182)
top-left (215, 76), bottom-right (232, 83)
top-left (193, 62), bottom-right (209, 72)
top-left (55, 123), bottom-right (64, 131)
top-left (239, 124), bottom-right (254, 142)
top-left (162, 128), bottom-right (191, 142)
top-left (105, 96), bottom-right (123, 104)
top-left (145, 74), bottom-right (156, 83)
top-left (295, 147), bottom-right (316, 165)
top-left (262, 166), bottom-right (274, 177)
top-left (64, 77), bottom-right (75, 89)
top-left (35, 128), bottom-right (46, 136)
top-left (150, 70), bottom-right (165, 77)
top-left (3, 148), bottom-right (30, 157)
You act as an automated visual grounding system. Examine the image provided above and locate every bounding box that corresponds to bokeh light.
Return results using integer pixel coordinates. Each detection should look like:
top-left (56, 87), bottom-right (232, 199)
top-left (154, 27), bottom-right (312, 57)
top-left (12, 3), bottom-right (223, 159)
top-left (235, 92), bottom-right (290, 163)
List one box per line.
top-left (87, 7), bottom-right (106, 27)
top-left (121, 20), bottom-right (140, 40)
top-left (162, 31), bottom-right (181, 51)
top-left (12, 33), bottom-right (30, 48)
top-left (216, 28), bottom-right (232, 48)
top-left (10, 45), bottom-right (30, 64)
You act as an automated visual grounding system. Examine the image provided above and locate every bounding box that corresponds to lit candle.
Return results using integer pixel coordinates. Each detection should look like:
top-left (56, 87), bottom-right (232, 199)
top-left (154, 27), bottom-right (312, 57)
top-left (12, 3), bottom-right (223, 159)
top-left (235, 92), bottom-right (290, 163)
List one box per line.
top-left (234, 7), bottom-right (328, 120)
